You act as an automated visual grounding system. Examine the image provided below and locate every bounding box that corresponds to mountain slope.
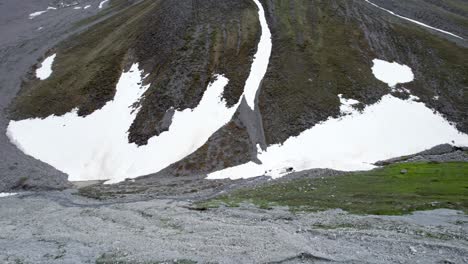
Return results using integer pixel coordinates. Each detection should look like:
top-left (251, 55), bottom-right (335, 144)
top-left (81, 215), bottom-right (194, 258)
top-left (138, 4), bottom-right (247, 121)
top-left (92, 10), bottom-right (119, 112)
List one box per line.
top-left (10, 0), bottom-right (261, 147)
top-left (166, 0), bottom-right (468, 178)
top-left (4, 0), bottom-right (468, 186)
top-left (257, 0), bottom-right (468, 145)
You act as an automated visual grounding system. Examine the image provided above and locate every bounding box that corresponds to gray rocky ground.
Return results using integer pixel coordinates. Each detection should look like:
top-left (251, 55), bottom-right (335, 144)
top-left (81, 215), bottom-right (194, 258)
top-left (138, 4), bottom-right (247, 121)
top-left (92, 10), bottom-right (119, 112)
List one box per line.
top-left (375, 144), bottom-right (468, 165)
top-left (1, 145), bottom-right (467, 263)
top-left (0, 191), bottom-right (467, 264)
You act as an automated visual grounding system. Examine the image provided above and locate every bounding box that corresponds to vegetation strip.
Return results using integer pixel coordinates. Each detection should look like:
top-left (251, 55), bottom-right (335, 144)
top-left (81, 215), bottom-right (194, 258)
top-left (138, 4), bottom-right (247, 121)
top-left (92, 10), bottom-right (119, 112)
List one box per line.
top-left (200, 162), bottom-right (468, 215)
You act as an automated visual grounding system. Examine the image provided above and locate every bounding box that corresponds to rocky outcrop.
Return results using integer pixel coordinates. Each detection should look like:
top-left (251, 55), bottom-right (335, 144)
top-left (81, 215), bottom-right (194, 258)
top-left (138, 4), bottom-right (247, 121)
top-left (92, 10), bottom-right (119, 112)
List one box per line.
top-left (375, 144), bottom-right (468, 165)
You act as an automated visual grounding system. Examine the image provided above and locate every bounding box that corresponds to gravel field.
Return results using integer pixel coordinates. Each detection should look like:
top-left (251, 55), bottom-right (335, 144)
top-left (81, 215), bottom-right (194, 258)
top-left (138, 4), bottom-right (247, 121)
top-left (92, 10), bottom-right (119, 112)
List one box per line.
top-left (0, 191), bottom-right (467, 264)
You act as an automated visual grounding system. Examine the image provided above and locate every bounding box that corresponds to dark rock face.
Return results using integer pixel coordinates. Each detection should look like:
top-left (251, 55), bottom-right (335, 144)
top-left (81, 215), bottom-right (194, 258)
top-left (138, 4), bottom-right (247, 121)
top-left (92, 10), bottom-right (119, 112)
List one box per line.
top-left (128, 0), bottom-right (261, 144)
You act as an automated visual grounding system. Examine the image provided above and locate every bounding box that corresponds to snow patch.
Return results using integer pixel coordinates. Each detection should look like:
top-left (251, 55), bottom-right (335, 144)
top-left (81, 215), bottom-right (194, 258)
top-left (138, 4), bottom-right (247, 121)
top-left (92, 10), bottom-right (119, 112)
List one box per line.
top-left (208, 61), bottom-right (468, 180)
top-left (36, 54), bottom-right (56, 80)
top-left (99, 0), bottom-right (110, 9)
top-left (0, 193), bottom-right (17, 198)
top-left (7, 64), bottom-right (239, 183)
top-left (243, 0), bottom-right (272, 110)
top-left (29, 11), bottom-right (47, 19)
top-left (339, 94), bottom-right (360, 114)
top-left (371, 59), bottom-right (414, 88)
top-left (364, 0), bottom-right (464, 40)
top-left (208, 94), bottom-right (468, 180)
top-left (74, 6), bottom-right (82, 10)
top-left (84, 5), bottom-right (91, 9)
top-left (29, 7), bottom-right (57, 19)
top-left (409, 94), bottom-right (420, 101)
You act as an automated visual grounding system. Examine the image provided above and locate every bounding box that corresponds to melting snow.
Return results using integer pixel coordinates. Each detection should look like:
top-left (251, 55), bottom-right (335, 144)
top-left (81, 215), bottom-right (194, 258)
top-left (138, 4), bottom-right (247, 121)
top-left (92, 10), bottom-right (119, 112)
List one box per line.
top-left (339, 94), bottom-right (360, 114)
top-left (99, 0), bottom-right (109, 9)
top-left (409, 94), bottom-right (420, 101)
top-left (7, 65), bottom-right (238, 183)
top-left (371, 59), bottom-right (414, 88)
top-left (0, 193), bottom-right (17, 198)
top-left (365, 0), bottom-right (464, 40)
top-left (208, 60), bottom-right (468, 180)
top-left (243, 0), bottom-right (272, 110)
top-left (36, 54), bottom-right (56, 80)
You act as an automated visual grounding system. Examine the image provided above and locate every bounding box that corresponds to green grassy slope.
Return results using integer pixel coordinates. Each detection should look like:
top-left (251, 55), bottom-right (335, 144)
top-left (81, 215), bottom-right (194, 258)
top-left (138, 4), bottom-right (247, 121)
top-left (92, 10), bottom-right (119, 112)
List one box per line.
top-left (201, 162), bottom-right (468, 215)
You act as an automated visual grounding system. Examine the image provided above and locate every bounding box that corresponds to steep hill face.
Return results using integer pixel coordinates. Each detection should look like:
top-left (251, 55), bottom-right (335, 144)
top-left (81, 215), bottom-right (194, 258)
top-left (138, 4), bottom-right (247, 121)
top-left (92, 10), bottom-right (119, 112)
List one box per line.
top-left (4, 0), bottom-right (468, 186)
top-left (257, 0), bottom-right (468, 145)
